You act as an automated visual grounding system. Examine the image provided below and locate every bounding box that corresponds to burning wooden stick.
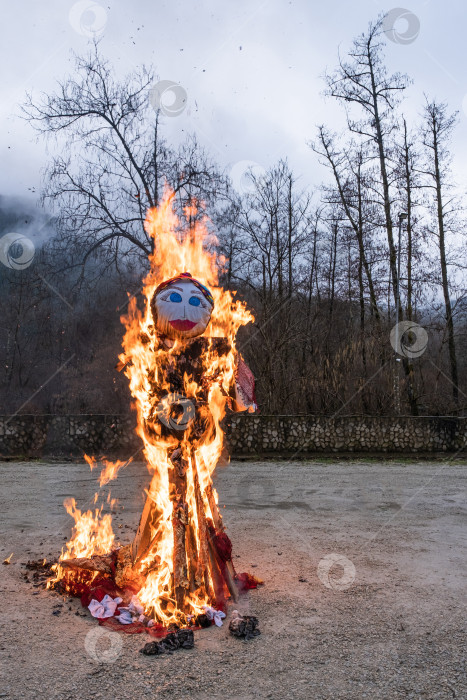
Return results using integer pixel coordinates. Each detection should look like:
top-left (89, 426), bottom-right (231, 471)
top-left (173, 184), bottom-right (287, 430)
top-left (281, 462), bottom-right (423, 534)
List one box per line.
top-left (168, 447), bottom-right (190, 610)
top-left (131, 476), bottom-right (163, 564)
top-left (191, 451), bottom-right (238, 603)
top-left (185, 517), bottom-right (200, 593)
top-left (172, 502), bottom-right (189, 609)
top-left (205, 482), bottom-right (223, 529)
top-left (60, 554), bottom-right (113, 575)
top-left (191, 454), bottom-right (215, 599)
top-left (204, 470), bottom-right (238, 602)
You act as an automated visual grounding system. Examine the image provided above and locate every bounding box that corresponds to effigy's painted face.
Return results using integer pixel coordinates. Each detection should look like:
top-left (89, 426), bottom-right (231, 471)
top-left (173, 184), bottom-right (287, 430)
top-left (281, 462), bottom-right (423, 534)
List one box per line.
top-left (151, 279), bottom-right (213, 339)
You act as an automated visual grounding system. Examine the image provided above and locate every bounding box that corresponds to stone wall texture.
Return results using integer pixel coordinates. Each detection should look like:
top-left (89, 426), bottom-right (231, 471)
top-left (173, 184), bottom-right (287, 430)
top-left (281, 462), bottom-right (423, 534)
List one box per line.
top-left (0, 414), bottom-right (466, 458)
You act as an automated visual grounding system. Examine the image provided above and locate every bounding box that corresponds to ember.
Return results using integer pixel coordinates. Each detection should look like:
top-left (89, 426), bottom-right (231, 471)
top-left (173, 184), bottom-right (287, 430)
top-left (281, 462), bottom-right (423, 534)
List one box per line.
top-left (48, 189), bottom-right (262, 633)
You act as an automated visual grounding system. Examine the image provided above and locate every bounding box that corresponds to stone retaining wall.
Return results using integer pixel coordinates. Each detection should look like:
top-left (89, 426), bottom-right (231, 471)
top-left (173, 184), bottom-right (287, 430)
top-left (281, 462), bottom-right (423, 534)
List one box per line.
top-left (0, 414), bottom-right (466, 458)
top-left (227, 415), bottom-right (467, 454)
top-left (0, 415), bottom-right (139, 458)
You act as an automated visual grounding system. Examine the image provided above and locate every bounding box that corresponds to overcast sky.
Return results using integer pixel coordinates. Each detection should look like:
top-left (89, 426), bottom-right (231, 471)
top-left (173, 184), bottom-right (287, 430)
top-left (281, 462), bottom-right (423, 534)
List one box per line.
top-left (1, 0), bottom-right (467, 209)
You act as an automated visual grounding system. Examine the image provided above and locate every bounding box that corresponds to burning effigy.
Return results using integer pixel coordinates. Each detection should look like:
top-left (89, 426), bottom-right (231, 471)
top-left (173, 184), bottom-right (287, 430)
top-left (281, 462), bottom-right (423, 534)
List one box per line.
top-left (47, 189), bottom-right (262, 641)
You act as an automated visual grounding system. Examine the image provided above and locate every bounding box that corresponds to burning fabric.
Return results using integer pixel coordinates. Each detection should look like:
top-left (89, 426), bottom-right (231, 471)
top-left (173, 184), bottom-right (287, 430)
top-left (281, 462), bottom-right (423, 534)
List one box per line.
top-left (47, 189), bottom-right (262, 636)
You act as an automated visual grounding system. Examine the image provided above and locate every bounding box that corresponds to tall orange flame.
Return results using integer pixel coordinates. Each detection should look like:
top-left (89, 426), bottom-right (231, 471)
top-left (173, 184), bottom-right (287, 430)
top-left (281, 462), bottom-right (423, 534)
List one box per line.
top-left (51, 188), bottom-right (253, 624)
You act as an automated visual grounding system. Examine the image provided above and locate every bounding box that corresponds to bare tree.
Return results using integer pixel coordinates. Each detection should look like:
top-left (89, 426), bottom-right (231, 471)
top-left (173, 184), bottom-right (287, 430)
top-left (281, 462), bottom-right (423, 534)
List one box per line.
top-left (311, 127), bottom-right (381, 322)
top-left (421, 99), bottom-right (461, 403)
top-left (323, 18), bottom-right (426, 414)
top-left (324, 17), bottom-right (408, 311)
top-left (22, 42), bottom-right (226, 272)
top-left (223, 160), bottom-right (312, 412)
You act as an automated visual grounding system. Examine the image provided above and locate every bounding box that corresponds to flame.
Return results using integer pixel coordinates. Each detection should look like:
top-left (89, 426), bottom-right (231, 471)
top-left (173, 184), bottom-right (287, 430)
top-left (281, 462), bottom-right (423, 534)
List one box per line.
top-left (52, 188), bottom-right (253, 624)
top-left (84, 453), bottom-right (96, 471)
top-left (48, 496), bottom-right (116, 590)
top-left (61, 498), bottom-right (115, 560)
top-left (85, 453), bottom-right (132, 487)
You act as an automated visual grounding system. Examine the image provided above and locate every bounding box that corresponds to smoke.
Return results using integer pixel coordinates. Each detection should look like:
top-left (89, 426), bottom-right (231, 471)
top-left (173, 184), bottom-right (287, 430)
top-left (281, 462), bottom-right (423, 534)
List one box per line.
top-left (0, 194), bottom-right (56, 251)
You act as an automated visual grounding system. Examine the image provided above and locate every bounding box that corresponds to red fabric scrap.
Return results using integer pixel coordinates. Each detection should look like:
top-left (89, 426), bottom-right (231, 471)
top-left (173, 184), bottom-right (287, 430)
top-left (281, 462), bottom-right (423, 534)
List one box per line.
top-left (80, 577), bottom-right (121, 607)
top-left (236, 358), bottom-right (257, 406)
top-left (235, 572), bottom-right (264, 591)
top-left (212, 531), bottom-right (233, 562)
top-left (99, 618), bottom-right (146, 635)
top-left (208, 525), bottom-right (264, 597)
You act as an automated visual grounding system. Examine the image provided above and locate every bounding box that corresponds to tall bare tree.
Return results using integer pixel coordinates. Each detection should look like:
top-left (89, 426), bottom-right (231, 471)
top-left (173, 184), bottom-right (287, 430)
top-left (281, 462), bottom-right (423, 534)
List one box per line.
top-left (323, 18), bottom-right (424, 414)
top-left (421, 99), bottom-right (461, 403)
top-left (324, 17), bottom-right (408, 312)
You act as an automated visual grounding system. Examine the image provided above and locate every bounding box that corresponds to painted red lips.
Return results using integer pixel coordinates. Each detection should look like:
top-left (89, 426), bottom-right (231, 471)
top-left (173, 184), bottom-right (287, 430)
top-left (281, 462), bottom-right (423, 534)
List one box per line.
top-left (169, 319), bottom-right (197, 331)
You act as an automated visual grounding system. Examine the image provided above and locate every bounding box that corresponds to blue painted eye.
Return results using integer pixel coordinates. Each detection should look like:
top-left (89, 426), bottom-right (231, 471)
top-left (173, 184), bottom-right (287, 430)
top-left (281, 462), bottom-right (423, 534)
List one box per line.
top-left (169, 292), bottom-right (182, 303)
top-left (189, 296), bottom-right (201, 307)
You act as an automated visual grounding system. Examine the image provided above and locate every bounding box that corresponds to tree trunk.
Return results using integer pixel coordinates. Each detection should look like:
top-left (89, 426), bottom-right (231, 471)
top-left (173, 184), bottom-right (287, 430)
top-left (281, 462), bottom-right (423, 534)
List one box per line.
top-left (432, 119), bottom-right (459, 403)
